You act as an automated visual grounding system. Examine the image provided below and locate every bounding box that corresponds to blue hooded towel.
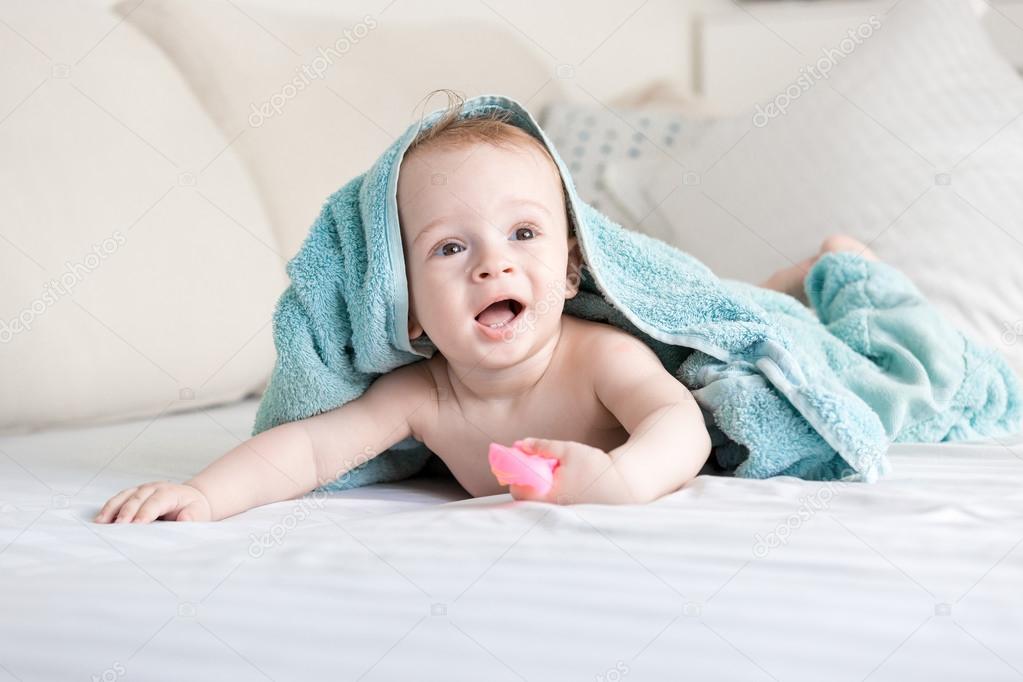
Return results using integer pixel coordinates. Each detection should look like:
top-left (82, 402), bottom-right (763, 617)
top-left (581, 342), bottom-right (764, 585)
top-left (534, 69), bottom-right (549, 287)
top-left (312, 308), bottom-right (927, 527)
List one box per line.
top-left (252, 94), bottom-right (1022, 491)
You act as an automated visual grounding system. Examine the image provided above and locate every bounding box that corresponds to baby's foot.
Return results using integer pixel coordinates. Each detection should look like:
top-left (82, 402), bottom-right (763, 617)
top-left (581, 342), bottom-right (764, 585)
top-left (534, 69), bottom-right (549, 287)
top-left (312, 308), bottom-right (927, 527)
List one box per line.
top-left (759, 253), bottom-right (820, 303)
top-left (760, 234), bottom-right (880, 303)
top-left (817, 234), bottom-right (880, 262)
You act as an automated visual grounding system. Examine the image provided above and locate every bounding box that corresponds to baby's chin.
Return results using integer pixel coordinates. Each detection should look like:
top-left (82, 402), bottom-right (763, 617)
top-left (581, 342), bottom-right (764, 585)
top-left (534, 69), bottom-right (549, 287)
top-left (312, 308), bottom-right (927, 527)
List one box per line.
top-left (433, 323), bottom-right (560, 367)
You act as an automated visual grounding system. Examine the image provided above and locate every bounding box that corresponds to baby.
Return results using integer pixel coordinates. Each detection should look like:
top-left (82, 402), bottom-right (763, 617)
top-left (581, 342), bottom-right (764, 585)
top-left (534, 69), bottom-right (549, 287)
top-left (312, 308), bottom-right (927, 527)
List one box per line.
top-left (94, 101), bottom-right (870, 524)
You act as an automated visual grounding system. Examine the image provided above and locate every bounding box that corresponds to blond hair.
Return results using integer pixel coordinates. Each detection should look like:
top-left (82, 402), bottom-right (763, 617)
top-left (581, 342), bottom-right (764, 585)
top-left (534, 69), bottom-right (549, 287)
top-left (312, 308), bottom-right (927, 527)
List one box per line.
top-left (405, 90), bottom-right (574, 237)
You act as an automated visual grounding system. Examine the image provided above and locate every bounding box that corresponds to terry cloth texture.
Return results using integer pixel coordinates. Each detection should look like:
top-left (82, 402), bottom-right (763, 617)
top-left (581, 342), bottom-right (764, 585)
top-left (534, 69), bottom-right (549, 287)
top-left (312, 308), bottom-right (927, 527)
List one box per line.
top-left (253, 94), bottom-right (1022, 491)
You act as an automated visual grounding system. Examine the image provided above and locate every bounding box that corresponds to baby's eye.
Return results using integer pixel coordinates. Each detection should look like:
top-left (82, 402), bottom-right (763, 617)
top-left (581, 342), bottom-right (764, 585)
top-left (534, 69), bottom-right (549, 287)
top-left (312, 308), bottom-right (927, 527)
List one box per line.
top-left (511, 225), bottom-right (537, 241)
top-left (435, 242), bottom-right (465, 257)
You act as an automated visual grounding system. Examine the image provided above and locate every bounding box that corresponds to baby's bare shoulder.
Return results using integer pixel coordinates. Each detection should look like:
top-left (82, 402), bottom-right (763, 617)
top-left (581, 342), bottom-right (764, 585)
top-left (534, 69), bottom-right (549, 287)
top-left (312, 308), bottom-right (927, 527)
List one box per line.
top-left (365, 358), bottom-right (438, 441)
top-left (566, 317), bottom-right (696, 429)
top-left (565, 316), bottom-right (676, 393)
top-left (566, 315), bottom-right (657, 360)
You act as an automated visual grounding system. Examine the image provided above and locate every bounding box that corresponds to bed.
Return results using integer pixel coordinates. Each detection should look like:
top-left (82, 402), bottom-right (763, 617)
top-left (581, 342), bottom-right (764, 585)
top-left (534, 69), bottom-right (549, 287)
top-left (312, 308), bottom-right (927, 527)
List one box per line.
top-left (4, 0), bottom-right (1023, 679)
top-left (2, 397), bottom-right (1022, 681)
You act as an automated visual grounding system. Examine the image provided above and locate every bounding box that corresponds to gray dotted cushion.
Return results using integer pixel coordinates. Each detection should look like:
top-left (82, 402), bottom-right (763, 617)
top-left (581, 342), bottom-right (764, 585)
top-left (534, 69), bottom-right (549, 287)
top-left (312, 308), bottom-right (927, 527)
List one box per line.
top-left (538, 102), bottom-right (699, 228)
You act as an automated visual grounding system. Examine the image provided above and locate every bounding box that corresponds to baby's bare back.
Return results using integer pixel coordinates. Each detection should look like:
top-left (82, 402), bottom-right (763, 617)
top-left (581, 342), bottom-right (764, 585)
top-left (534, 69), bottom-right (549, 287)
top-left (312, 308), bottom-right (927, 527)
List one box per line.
top-left (412, 316), bottom-right (630, 496)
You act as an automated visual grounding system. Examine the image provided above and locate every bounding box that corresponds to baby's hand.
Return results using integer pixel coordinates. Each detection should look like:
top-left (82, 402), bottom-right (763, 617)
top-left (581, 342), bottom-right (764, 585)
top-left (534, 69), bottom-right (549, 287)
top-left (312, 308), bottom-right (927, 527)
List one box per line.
top-left (94, 482), bottom-right (212, 524)
top-left (508, 438), bottom-right (638, 505)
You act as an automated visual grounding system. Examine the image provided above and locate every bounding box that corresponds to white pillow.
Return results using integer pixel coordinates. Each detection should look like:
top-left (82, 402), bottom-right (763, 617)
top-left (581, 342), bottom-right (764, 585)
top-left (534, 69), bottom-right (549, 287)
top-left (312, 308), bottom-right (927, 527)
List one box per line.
top-left (118, 0), bottom-right (565, 259)
top-left (0, 3), bottom-right (288, 433)
top-left (602, 0), bottom-right (1023, 381)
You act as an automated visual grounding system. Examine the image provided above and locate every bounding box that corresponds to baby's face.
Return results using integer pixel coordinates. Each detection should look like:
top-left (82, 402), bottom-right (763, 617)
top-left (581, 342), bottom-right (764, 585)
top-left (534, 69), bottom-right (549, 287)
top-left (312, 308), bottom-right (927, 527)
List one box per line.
top-left (397, 136), bottom-right (579, 368)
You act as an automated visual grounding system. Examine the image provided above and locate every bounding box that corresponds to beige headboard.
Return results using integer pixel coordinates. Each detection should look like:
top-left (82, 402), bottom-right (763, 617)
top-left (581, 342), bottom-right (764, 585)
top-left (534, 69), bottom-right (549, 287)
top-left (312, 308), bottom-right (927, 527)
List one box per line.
top-left (117, 0), bottom-right (697, 257)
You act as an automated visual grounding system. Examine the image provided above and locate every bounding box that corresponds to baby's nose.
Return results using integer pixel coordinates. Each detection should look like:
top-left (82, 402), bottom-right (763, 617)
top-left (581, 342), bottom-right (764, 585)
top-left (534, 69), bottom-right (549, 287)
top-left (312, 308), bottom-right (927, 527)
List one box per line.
top-left (472, 255), bottom-right (515, 281)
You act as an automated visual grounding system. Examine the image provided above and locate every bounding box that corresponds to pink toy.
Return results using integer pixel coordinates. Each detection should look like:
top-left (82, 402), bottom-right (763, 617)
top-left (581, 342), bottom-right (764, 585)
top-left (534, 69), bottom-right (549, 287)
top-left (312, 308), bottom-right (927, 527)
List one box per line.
top-left (488, 441), bottom-right (560, 495)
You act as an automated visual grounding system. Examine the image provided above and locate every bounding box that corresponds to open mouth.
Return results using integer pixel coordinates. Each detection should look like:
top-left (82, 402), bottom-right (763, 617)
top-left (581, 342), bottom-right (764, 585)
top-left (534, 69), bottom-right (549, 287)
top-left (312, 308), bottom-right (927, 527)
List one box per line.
top-left (474, 298), bottom-right (524, 329)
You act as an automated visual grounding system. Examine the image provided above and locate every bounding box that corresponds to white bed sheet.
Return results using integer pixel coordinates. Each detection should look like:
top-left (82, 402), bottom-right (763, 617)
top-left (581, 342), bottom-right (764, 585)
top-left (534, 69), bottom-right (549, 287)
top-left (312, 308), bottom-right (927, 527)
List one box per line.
top-left (1, 397), bottom-right (1022, 681)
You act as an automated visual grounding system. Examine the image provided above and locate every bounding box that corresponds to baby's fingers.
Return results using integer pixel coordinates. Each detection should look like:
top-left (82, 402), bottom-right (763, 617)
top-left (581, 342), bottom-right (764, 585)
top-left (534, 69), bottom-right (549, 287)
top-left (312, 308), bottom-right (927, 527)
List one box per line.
top-left (508, 483), bottom-right (553, 503)
top-left (94, 487), bottom-right (138, 523)
top-left (515, 438), bottom-right (563, 459)
top-left (133, 491), bottom-right (178, 524)
top-left (175, 499), bottom-right (209, 522)
top-left (113, 487), bottom-right (156, 524)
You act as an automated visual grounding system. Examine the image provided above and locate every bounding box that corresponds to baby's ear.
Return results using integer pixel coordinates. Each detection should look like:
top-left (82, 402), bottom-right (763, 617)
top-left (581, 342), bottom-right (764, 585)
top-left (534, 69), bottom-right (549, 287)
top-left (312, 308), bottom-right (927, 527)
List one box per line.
top-left (408, 314), bottom-right (423, 341)
top-left (565, 236), bottom-right (583, 300)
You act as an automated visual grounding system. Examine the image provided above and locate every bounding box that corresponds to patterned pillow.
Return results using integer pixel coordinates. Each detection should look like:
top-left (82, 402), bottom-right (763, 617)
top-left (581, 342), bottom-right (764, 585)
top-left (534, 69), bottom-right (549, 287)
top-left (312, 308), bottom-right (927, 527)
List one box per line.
top-left (538, 102), bottom-right (707, 228)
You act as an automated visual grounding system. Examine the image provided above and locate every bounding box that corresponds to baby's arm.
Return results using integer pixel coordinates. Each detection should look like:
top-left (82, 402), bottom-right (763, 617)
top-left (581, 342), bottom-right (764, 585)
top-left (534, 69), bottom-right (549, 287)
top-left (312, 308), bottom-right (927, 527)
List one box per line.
top-left (94, 362), bottom-right (435, 523)
top-left (593, 332), bottom-right (712, 503)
